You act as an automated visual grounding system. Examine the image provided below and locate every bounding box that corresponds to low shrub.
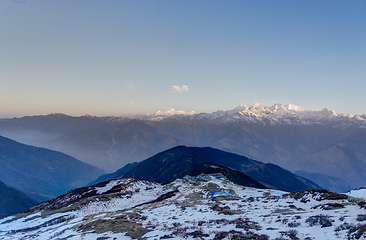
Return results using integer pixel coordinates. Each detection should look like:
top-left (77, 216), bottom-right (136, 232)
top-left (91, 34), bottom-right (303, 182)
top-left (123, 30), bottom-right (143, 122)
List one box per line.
top-left (288, 221), bottom-right (301, 228)
top-left (357, 214), bottom-right (366, 222)
top-left (348, 224), bottom-right (366, 239)
top-left (306, 214), bottom-right (334, 228)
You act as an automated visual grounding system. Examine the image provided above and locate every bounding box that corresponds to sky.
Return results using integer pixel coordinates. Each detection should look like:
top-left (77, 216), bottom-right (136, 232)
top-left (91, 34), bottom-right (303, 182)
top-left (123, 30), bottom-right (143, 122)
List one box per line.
top-left (1, 0), bottom-right (366, 117)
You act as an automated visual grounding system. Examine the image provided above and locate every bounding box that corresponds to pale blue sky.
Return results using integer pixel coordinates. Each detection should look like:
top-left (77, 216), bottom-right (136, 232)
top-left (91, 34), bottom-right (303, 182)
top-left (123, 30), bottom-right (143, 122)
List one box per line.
top-left (1, 0), bottom-right (365, 117)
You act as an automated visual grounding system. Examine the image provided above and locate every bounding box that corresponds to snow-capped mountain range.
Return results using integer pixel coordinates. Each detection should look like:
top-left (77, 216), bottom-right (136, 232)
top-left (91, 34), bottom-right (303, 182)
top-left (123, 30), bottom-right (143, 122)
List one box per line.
top-left (148, 103), bottom-right (366, 127)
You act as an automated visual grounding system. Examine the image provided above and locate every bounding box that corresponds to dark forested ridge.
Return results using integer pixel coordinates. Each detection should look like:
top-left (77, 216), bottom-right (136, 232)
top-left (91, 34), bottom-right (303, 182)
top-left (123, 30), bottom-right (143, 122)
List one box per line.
top-left (0, 180), bottom-right (37, 216)
top-left (93, 146), bottom-right (319, 192)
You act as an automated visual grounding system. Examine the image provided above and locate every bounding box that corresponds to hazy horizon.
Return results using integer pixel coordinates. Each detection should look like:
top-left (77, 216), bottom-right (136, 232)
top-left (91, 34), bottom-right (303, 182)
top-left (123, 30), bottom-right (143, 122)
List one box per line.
top-left (1, 102), bottom-right (364, 119)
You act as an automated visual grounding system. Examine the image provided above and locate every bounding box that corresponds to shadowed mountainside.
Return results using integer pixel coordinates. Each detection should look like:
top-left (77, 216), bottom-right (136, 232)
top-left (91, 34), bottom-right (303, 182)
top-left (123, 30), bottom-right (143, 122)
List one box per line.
top-left (0, 180), bottom-right (37, 216)
top-left (295, 170), bottom-right (352, 193)
top-left (0, 135), bottom-right (104, 201)
top-left (186, 163), bottom-right (267, 189)
top-left (93, 146), bottom-right (319, 192)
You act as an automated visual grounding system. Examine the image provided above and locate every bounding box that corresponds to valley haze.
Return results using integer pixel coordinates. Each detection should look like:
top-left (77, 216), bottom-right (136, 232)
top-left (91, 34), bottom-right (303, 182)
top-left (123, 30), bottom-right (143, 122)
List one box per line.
top-left (1, 103), bottom-right (366, 193)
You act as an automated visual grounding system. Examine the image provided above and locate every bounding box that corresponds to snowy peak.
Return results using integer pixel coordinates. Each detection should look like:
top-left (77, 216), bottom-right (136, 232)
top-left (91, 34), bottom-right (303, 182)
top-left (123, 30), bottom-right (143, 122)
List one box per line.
top-left (230, 104), bottom-right (248, 113)
top-left (269, 103), bottom-right (286, 111)
top-left (223, 103), bottom-right (334, 124)
top-left (285, 103), bottom-right (306, 112)
top-left (147, 104), bottom-right (366, 127)
top-left (321, 107), bottom-right (338, 116)
top-left (251, 102), bottom-right (266, 110)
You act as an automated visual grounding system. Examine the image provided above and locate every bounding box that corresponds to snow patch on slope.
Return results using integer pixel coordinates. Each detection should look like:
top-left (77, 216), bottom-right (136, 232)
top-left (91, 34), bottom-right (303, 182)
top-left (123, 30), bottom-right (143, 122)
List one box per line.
top-left (346, 188), bottom-right (366, 200)
top-left (1, 175), bottom-right (366, 240)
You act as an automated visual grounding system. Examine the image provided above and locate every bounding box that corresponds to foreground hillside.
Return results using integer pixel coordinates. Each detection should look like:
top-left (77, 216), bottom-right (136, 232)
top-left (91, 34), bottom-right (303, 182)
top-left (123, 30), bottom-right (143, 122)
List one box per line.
top-left (94, 146), bottom-right (319, 192)
top-left (0, 135), bottom-right (104, 201)
top-left (1, 175), bottom-right (366, 239)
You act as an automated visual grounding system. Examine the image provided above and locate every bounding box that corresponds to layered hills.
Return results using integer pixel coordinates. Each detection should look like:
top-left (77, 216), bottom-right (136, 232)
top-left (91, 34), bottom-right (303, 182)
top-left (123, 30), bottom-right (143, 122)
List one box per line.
top-left (1, 104), bottom-right (366, 192)
top-left (93, 146), bottom-right (319, 192)
top-left (0, 135), bottom-right (104, 201)
top-left (45, 120), bottom-right (184, 169)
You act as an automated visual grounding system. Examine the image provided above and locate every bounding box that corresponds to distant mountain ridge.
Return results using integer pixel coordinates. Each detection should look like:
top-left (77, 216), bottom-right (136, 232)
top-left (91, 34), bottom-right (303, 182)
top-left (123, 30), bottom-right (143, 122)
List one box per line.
top-left (3, 103), bottom-right (366, 129)
top-left (93, 146), bottom-right (319, 192)
top-left (0, 113), bottom-right (130, 146)
top-left (1, 104), bottom-right (366, 192)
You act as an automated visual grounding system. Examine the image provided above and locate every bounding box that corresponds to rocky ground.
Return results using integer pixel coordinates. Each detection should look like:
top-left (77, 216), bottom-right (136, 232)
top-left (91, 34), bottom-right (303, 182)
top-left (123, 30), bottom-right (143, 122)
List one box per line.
top-left (1, 174), bottom-right (366, 239)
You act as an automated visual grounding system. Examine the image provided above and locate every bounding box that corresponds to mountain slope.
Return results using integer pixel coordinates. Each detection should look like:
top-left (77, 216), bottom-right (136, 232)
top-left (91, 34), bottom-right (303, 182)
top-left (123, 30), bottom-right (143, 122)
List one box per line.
top-left (89, 161), bottom-right (142, 186)
top-left (1, 175), bottom-right (364, 240)
top-left (0, 135), bottom-right (104, 201)
top-left (98, 146), bottom-right (319, 192)
top-left (295, 170), bottom-right (352, 193)
top-left (290, 133), bottom-right (366, 191)
top-left (0, 180), bottom-right (37, 216)
top-left (186, 163), bottom-right (267, 189)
